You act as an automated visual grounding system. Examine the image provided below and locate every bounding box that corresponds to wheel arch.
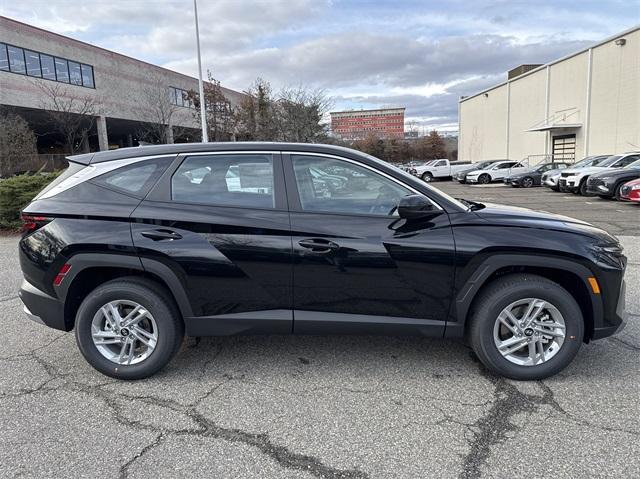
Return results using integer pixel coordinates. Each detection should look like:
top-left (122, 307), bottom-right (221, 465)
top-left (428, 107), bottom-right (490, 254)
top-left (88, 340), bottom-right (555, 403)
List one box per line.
top-left (446, 255), bottom-right (600, 342)
top-left (57, 253), bottom-right (193, 330)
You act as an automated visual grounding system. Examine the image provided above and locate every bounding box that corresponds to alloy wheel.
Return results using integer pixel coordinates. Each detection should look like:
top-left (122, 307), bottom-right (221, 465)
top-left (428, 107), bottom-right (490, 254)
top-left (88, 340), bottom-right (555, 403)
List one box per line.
top-left (91, 300), bottom-right (158, 365)
top-left (522, 177), bottom-right (534, 188)
top-left (493, 298), bottom-right (566, 366)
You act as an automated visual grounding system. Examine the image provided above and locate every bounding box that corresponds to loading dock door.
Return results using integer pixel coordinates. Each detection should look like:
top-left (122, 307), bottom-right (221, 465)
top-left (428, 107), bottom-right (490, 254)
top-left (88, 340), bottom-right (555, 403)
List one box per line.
top-left (552, 134), bottom-right (576, 162)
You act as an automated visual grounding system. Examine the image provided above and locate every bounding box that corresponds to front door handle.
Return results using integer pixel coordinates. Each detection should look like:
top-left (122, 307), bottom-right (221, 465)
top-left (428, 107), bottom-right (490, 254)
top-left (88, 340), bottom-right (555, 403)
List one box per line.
top-left (140, 229), bottom-right (183, 241)
top-left (298, 238), bottom-right (340, 253)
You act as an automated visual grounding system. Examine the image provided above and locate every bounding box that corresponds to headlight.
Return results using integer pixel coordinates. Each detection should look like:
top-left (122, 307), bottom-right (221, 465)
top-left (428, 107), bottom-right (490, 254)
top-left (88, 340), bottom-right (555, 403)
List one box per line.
top-left (591, 243), bottom-right (626, 269)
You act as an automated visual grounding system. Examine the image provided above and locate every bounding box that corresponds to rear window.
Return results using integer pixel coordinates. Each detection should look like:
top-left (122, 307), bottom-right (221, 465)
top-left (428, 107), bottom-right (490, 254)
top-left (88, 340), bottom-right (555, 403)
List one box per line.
top-left (34, 161), bottom-right (83, 199)
top-left (91, 157), bottom-right (173, 197)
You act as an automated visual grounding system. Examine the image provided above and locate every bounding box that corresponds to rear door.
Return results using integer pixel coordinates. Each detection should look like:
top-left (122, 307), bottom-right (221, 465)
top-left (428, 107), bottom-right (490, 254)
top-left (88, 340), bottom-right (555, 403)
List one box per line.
top-left (131, 151), bottom-right (293, 335)
top-left (283, 152), bottom-right (456, 336)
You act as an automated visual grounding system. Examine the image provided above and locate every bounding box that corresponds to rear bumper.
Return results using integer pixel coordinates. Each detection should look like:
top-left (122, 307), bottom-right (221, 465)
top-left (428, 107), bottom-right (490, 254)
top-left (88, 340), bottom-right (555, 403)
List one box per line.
top-left (592, 279), bottom-right (627, 340)
top-left (18, 279), bottom-right (69, 331)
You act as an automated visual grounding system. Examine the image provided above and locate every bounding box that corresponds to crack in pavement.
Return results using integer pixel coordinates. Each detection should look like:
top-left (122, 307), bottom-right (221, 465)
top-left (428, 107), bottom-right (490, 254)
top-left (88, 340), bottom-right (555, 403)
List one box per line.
top-left (458, 359), bottom-right (640, 479)
top-left (0, 345), bottom-right (368, 479)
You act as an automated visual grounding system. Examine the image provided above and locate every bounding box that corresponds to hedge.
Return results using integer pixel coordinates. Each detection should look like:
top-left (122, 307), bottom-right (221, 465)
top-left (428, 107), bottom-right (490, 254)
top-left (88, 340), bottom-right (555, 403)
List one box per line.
top-left (0, 172), bottom-right (61, 230)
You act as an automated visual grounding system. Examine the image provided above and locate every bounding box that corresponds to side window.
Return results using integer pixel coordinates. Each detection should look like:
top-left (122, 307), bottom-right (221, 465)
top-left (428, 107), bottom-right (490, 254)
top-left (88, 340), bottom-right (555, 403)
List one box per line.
top-left (618, 155), bottom-right (640, 167)
top-left (292, 155), bottom-right (411, 216)
top-left (172, 154), bottom-right (274, 209)
top-left (513, 162), bottom-right (524, 168)
top-left (91, 157), bottom-right (174, 197)
top-left (435, 160), bottom-right (446, 167)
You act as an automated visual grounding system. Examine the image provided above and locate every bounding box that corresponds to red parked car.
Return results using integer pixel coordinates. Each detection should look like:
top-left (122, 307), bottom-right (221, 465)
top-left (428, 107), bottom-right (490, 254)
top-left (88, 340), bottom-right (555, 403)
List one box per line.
top-left (620, 178), bottom-right (640, 202)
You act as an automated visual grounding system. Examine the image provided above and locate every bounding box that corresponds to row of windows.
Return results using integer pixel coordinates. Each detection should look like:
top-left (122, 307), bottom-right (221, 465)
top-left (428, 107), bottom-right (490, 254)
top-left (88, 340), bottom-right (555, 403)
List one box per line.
top-left (333, 112), bottom-right (404, 119)
top-left (96, 154), bottom-right (412, 217)
top-left (0, 42), bottom-right (95, 88)
top-left (170, 86), bottom-right (195, 108)
top-left (335, 119), bottom-right (403, 125)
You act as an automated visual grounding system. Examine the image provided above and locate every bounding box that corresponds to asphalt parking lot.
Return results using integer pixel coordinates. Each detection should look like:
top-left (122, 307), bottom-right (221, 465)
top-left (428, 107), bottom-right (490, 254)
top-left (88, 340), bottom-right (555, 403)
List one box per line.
top-left (1, 183), bottom-right (638, 478)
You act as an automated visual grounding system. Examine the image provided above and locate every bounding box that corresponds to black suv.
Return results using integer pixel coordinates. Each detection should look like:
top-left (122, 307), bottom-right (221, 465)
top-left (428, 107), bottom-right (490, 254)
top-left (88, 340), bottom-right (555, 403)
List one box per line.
top-left (18, 143), bottom-right (627, 380)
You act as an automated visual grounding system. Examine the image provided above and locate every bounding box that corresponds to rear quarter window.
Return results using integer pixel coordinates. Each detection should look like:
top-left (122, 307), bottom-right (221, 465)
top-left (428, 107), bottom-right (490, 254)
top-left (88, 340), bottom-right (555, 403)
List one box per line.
top-left (91, 157), bottom-right (174, 197)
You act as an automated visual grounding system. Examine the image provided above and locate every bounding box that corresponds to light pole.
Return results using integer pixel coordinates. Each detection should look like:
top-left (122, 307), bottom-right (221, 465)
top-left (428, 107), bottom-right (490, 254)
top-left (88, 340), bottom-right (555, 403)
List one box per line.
top-left (194, 0), bottom-right (208, 142)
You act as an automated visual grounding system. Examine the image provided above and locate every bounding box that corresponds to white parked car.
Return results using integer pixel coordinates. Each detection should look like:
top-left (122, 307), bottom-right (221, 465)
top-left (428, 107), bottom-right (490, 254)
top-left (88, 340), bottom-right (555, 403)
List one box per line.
top-left (543, 155), bottom-right (610, 191)
top-left (560, 152), bottom-right (640, 195)
top-left (465, 161), bottom-right (528, 184)
top-left (414, 159), bottom-right (472, 182)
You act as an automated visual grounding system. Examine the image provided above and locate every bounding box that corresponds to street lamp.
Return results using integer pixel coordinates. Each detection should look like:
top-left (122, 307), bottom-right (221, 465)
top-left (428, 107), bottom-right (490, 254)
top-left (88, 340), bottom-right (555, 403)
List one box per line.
top-left (194, 0), bottom-right (208, 142)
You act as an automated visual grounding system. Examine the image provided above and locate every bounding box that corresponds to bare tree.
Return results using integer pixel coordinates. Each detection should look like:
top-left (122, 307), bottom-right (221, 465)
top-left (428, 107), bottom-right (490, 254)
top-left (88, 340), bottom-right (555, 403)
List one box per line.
top-left (35, 80), bottom-right (103, 154)
top-left (0, 108), bottom-right (38, 177)
top-left (274, 86), bottom-right (332, 142)
top-left (187, 71), bottom-right (237, 142)
top-left (137, 74), bottom-right (188, 144)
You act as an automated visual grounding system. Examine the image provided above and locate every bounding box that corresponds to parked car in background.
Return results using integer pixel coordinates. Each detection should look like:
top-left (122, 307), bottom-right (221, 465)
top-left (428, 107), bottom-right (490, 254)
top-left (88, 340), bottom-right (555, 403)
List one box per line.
top-left (620, 178), bottom-right (640, 203)
top-left (453, 160), bottom-right (499, 183)
top-left (17, 142), bottom-right (627, 381)
top-left (505, 162), bottom-right (572, 188)
top-left (465, 160), bottom-right (528, 184)
top-left (560, 153), bottom-right (640, 195)
top-left (414, 159), bottom-right (471, 182)
top-left (544, 155), bottom-right (610, 191)
top-left (401, 160), bottom-right (433, 176)
top-left (586, 159), bottom-right (640, 199)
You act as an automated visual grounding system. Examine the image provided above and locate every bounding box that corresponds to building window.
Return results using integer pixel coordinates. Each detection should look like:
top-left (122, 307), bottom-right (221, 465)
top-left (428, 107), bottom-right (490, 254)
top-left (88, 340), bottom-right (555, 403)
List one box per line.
top-left (81, 64), bottom-right (94, 88)
top-left (7, 45), bottom-right (26, 74)
top-left (25, 50), bottom-right (41, 77)
top-left (40, 54), bottom-right (56, 80)
top-left (170, 86), bottom-right (195, 108)
top-left (54, 57), bottom-right (69, 82)
top-left (68, 61), bottom-right (82, 85)
top-left (0, 43), bottom-right (95, 88)
top-left (0, 43), bottom-right (8, 71)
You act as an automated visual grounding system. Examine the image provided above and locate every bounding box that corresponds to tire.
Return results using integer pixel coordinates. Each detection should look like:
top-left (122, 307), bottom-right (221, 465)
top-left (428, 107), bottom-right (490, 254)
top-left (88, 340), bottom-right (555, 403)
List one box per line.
top-left (521, 177), bottom-right (534, 188)
top-left (478, 174), bottom-right (491, 185)
top-left (422, 172), bottom-right (433, 182)
top-left (468, 274), bottom-right (583, 380)
top-left (579, 178), bottom-right (589, 196)
top-left (75, 277), bottom-right (184, 380)
top-left (614, 182), bottom-right (625, 201)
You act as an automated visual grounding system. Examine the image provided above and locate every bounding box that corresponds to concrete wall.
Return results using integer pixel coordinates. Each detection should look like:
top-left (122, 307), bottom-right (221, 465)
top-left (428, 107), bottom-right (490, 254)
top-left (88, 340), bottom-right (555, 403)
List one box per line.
top-left (459, 27), bottom-right (639, 163)
top-left (0, 16), bottom-right (244, 130)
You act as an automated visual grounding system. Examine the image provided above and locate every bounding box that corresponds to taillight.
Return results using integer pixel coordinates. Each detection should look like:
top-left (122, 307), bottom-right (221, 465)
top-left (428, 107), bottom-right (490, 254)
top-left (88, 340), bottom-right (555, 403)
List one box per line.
top-left (21, 214), bottom-right (53, 234)
top-left (53, 263), bottom-right (72, 287)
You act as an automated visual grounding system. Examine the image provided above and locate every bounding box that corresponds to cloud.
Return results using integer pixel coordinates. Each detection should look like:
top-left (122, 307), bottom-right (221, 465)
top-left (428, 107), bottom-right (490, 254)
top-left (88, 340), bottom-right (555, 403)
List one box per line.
top-left (1, 0), bottom-right (636, 132)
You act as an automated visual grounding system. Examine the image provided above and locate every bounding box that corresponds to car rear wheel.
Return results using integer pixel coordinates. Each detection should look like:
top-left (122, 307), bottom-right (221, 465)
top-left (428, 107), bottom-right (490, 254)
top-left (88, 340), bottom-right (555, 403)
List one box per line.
top-left (422, 172), bottom-right (433, 182)
top-left (521, 177), bottom-right (534, 188)
top-left (478, 174), bottom-right (491, 185)
top-left (469, 274), bottom-right (583, 380)
top-left (75, 277), bottom-right (184, 380)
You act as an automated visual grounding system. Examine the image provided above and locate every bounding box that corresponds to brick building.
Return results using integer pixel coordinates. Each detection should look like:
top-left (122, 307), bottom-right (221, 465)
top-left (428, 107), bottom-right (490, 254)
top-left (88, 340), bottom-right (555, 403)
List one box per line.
top-left (330, 107), bottom-right (405, 140)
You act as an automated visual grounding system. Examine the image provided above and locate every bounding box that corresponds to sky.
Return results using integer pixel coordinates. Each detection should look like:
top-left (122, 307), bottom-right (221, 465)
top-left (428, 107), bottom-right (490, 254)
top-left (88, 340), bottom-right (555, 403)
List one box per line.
top-left (2, 0), bottom-right (638, 132)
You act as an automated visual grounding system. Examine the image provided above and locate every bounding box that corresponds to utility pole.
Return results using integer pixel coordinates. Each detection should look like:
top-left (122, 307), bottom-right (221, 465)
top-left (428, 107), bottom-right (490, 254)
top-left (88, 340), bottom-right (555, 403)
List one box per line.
top-left (194, 0), bottom-right (208, 142)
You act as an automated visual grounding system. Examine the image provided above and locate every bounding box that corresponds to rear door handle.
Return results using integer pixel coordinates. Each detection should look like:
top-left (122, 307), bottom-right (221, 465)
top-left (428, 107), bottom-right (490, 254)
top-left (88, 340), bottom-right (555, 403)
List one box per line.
top-left (298, 238), bottom-right (340, 253)
top-left (140, 229), bottom-right (183, 241)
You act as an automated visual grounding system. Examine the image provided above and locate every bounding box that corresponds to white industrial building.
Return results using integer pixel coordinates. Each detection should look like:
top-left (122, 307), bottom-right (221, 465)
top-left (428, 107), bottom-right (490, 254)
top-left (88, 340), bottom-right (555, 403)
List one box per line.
top-left (458, 26), bottom-right (639, 165)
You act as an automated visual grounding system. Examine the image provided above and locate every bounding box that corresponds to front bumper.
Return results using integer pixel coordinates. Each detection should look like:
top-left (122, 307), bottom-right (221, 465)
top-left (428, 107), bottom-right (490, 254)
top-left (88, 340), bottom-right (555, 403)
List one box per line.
top-left (18, 279), bottom-right (69, 331)
top-left (592, 279), bottom-right (627, 340)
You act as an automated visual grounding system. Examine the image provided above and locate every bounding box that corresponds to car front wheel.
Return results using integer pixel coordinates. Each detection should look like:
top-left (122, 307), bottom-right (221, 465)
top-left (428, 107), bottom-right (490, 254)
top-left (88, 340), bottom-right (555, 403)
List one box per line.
top-left (75, 277), bottom-right (184, 380)
top-left (521, 177), bottom-right (534, 188)
top-left (422, 172), bottom-right (433, 182)
top-left (469, 274), bottom-right (583, 380)
top-left (478, 174), bottom-right (491, 185)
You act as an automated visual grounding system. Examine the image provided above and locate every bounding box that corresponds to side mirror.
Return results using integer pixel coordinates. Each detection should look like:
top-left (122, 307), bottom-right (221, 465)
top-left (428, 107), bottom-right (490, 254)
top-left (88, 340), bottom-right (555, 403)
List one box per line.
top-left (398, 194), bottom-right (436, 219)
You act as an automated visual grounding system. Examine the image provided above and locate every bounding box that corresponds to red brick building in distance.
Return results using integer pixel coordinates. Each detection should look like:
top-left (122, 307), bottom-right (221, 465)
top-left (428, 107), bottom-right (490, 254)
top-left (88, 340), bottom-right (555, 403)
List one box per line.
top-left (330, 107), bottom-right (405, 140)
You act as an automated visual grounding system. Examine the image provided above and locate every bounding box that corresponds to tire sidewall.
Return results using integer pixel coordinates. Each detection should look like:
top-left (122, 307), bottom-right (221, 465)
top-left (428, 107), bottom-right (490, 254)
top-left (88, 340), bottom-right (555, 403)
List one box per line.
top-left (422, 172), bottom-right (433, 182)
top-left (472, 279), bottom-right (584, 380)
top-left (479, 174), bottom-right (490, 184)
top-left (75, 281), bottom-right (181, 380)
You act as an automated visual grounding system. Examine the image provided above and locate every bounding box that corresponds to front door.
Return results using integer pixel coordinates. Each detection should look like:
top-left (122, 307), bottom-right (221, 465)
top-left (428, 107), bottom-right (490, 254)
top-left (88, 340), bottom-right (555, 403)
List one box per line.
top-left (284, 153), bottom-right (456, 336)
top-left (131, 152), bottom-right (293, 336)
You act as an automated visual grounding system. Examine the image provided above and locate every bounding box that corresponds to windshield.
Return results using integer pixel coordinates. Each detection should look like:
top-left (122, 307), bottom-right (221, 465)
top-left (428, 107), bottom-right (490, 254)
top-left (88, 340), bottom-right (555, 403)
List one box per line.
top-left (598, 155), bottom-right (623, 167)
top-left (473, 161), bottom-right (495, 169)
